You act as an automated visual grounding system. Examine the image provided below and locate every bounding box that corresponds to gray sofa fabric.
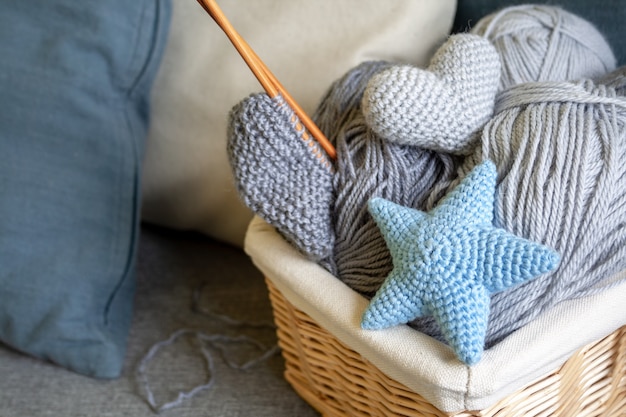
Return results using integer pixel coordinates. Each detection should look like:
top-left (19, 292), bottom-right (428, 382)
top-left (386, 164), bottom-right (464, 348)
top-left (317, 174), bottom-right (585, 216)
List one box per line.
top-left (0, 225), bottom-right (318, 416)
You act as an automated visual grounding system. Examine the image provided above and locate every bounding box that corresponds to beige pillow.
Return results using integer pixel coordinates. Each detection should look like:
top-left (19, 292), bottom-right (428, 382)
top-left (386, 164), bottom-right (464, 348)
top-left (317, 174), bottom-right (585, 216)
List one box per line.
top-left (142, 0), bottom-right (457, 247)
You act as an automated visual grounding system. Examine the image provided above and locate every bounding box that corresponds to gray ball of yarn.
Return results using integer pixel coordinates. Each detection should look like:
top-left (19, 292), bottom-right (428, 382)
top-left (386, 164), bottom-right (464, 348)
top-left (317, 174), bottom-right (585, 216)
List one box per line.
top-left (472, 5), bottom-right (617, 90)
top-left (412, 76), bottom-right (626, 347)
top-left (313, 61), bottom-right (460, 295)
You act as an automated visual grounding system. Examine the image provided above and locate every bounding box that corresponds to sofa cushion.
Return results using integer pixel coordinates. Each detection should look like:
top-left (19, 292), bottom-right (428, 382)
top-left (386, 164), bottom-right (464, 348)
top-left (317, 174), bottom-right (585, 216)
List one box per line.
top-left (140, 0), bottom-right (456, 247)
top-left (0, 0), bottom-right (170, 378)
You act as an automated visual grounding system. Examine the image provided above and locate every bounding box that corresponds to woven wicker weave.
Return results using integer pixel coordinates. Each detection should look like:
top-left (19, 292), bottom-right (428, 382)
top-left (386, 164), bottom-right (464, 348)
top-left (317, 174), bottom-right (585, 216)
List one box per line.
top-left (265, 277), bottom-right (626, 417)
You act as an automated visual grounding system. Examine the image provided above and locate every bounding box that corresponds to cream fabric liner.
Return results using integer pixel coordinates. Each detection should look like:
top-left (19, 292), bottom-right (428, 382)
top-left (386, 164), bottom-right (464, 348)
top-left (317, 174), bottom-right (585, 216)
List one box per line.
top-left (245, 216), bottom-right (626, 413)
top-left (141, 0), bottom-right (456, 247)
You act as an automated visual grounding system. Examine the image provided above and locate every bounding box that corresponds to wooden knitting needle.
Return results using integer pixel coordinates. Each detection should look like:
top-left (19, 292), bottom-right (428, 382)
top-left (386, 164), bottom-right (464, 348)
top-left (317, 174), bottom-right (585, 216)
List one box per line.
top-left (196, 0), bottom-right (337, 160)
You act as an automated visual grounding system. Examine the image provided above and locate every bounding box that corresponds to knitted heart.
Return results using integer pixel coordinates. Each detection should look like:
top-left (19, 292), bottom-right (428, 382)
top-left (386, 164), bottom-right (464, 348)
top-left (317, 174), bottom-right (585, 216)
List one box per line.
top-left (361, 34), bottom-right (501, 154)
top-left (227, 93), bottom-right (335, 261)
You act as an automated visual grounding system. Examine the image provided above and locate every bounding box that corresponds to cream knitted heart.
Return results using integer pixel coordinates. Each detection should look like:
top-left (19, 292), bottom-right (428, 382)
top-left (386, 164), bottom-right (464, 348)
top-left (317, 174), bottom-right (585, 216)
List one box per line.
top-left (362, 34), bottom-right (501, 154)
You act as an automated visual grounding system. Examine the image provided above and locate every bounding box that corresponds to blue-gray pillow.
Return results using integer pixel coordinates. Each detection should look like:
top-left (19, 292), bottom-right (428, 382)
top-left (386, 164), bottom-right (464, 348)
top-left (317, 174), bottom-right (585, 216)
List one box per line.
top-left (0, 0), bottom-right (170, 378)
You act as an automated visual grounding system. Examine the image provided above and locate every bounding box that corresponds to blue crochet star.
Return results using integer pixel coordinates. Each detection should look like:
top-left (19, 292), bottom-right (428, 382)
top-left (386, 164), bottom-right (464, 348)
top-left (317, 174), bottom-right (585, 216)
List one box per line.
top-left (361, 160), bottom-right (560, 365)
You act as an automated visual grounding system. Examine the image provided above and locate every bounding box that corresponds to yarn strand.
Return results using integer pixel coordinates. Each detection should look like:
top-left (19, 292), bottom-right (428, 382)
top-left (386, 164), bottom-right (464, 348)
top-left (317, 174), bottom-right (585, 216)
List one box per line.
top-left (135, 284), bottom-right (279, 413)
top-left (465, 80), bottom-right (626, 345)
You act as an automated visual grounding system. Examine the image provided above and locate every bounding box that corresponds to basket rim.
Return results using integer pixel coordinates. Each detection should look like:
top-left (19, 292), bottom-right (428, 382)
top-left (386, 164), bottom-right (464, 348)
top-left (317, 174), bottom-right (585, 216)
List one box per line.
top-left (267, 276), bottom-right (626, 417)
top-left (244, 216), bottom-right (626, 413)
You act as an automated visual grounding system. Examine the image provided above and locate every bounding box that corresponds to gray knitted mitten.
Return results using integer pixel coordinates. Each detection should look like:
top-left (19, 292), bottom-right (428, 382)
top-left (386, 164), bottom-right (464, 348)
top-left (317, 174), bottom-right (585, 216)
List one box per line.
top-left (361, 34), bottom-right (501, 154)
top-left (227, 93), bottom-right (335, 261)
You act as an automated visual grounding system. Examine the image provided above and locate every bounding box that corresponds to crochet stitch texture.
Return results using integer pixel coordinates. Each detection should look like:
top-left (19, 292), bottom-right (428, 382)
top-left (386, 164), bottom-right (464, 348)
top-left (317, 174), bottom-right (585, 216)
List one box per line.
top-left (361, 34), bottom-right (501, 154)
top-left (361, 161), bottom-right (560, 365)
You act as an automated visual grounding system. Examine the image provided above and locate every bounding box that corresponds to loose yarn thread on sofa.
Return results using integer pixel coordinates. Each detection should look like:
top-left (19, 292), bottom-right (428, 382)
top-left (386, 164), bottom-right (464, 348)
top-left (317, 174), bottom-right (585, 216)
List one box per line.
top-left (137, 329), bottom-right (279, 413)
top-left (471, 5), bottom-right (617, 91)
top-left (136, 285), bottom-right (278, 412)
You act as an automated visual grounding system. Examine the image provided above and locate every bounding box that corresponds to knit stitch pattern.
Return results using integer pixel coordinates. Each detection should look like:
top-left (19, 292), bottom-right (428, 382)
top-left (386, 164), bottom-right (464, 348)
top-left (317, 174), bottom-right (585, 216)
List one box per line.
top-left (227, 94), bottom-right (335, 261)
top-left (362, 161), bottom-right (560, 365)
top-left (361, 34), bottom-right (501, 154)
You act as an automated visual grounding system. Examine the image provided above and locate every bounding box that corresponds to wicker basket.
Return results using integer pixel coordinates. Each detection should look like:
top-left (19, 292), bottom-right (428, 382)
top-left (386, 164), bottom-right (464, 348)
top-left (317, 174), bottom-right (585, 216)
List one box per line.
top-left (266, 278), bottom-right (626, 416)
top-left (244, 217), bottom-right (626, 416)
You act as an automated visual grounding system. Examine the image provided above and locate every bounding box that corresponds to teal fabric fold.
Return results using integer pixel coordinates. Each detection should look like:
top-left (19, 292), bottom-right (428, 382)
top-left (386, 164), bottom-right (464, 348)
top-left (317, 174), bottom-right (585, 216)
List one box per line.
top-left (0, 0), bottom-right (171, 378)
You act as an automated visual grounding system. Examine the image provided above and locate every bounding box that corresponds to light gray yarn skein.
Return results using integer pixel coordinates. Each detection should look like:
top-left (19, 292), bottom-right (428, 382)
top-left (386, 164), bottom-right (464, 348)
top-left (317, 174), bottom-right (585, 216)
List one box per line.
top-left (413, 76), bottom-right (626, 347)
top-left (313, 61), bottom-right (460, 295)
top-left (486, 79), bottom-right (626, 344)
top-left (472, 5), bottom-right (617, 91)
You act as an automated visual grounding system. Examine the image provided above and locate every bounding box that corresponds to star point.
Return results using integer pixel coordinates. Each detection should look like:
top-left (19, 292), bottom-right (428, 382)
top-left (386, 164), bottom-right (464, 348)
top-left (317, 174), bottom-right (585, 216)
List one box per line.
top-left (361, 160), bottom-right (560, 365)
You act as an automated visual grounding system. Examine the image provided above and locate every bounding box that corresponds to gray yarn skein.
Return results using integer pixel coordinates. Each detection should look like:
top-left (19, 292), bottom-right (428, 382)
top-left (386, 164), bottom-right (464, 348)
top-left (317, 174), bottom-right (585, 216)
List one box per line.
top-left (597, 66), bottom-right (626, 96)
top-left (487, 79), bottom-right (626, 345)
top-left (413, 77), bottom-right (626, 347)
top-left (472, 4), bottom-right (617, 91)
top-left (313, 61), bottom-right (460, 295)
